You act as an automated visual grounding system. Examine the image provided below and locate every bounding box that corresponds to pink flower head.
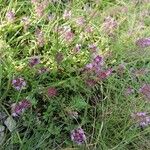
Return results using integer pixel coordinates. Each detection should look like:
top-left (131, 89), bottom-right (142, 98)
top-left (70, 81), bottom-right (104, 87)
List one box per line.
top-left (47, 13), bottom-right (55, 21)
top-left (29, 56), bottom-right (40, 67)
top-left (12, 77), bottom-right (26, 90)
top-left (6, 11), bottom-right (15, 22)
top-left (55, 52), bottom-right (64, 64)
top-left (74, 44), bottom-right (82, 52)
top-left (131, 112), bottom-right (150, 127)
top-left (68, 111), bottom-right (78, 119)
top-left (103, 16), bottom-right (117, 35)
top-left (64, 30), bottom-right (74, 42)
top-left (76, 17), bottom-right (86, 26)
top-left (86, 63), bottom-right (94, 70)
top-left (124, 87), bottom-right (134, 96)
top-left (11, 99), bottom-right (31, 117)
top-left (63, 10), bottom-right (71, 20)
top-left (35, 28), bottom-right (45, 47)
top-left (38, 67), bottom-right (48, 74)
top-left (93, 55), bottom-right (103, 65)
top-left (139, 84), bottom-right (150, 100)
top-left (21, 16), bottom-right (30, 31)
top-left (85, 25), bottom-right (94, 33)
top-left (71, 127), bottom-right (86, 145)
top-left (117, 64), bottom-right (126, 75)
top-left (85, 79), bottom-right (97, 87)
top-left (88, 44), bottom-right (98, 53)
top-left (134, 68), bottom-right (149, 77)
top-left (136, 38), bottom-right (150, 48)
top-left (47, 87), bottom-right (57, 97)
top-left (35, 3), bottom-right (45, 18)
top-left (98, 68), bottom-right (112, 79)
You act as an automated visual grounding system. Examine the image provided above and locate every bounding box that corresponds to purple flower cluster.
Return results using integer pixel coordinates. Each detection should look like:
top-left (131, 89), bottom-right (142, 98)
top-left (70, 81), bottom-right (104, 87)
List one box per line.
top-left (63, 10), bottom-right (71, 20)
top-left (47, 87), bottom-right (57, 97)
top-left (75, 17), bottom-right (86, 26)
top-left (12, 77), bottom-right (26, 90)
top-left (136, 38), bottom-right (150, 48)
top-left (103, 16), bottom-right (118, 35)
top-left (35, 28), bottom-right (45, 47)
top-left (132, 112), bottom-right (150, 127)
top-left (38, 67), bottom-right (48, 74)
top-left (124, 87), bottom-right (134, 96)
top-left (139, 84), bottom-right (150, 100)
top-left (88, 44), bottom-right (98, 53)
top-left (6, 11), bottom-right (15, 22)
top-left (11, 99), bottom-right (31, 117)
top-left (71, 127), bottom-right (86, 145)
top-left (29, 56), bottom-right (40, 67)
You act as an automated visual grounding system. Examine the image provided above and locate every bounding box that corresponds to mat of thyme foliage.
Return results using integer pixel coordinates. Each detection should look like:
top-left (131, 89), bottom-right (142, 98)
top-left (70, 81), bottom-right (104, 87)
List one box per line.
top-left (0, 0), bottom-right (150, 149)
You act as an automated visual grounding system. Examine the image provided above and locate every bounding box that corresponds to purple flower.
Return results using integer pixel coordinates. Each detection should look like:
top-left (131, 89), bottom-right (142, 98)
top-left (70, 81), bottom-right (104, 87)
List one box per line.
top-left (68, 111), bottom-right (78, 119)
top-left (64, 30), bottom-right (74, 42)
top-left (88, 44), bottom-right (98, 53)
top-left (85, 79), bottom-right (97, 87)
top-left (117, 64), bottom-right (126, 75)
top-left (93, 55), bottom-right (103, 65)
top-left (47, 13), bottom-right (55, 21)
top-left (124, 87), bottom-right (134, 96)
top-left (132, 112), bottom-right (150, 127)
top-left (47, 87), bottom-right (57, 97)
top-left (11, 99), bottom-right (31, 117)
top-left (29, 56), bottom-right (40, 67)
top-left (35, 28), bottom-right (45, 47)
top-left (136, 38), bottom-right (150, 48)
top-left (55, 52), bottom-right (64, 64)
top-left (103, 16), bottom-right (117, 35)
top-left (85, 25), bottom-right (94, 33)
top-left (74, 44), bottom-right (82, 53)
top-left (75, 17), bottom-right (86, 26)
top-left (21, 16), bottom-right (30, 31)
top-left (63, 10), bottom-right (71, 20)
top-left (6, 11), bottom-right (15, 22)
top-left (12, 77), bottom-right (26, 90)
top-left (133, 68), bottom-right (149, 77)
top-left (139, 84), bottom-right (150, 100)
top-left (86, 63), bottom-right (94, 70)
top-left (98, 68), bottom-right (112, 79)
top-left (38, 67), bottom-right (48, 74)
top-left (71, 127), bottom-right (86, 145)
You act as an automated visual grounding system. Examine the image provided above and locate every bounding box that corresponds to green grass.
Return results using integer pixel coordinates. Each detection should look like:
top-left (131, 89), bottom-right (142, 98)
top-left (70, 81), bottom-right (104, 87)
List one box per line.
top-left (0, 0), bottom-right (150, 149)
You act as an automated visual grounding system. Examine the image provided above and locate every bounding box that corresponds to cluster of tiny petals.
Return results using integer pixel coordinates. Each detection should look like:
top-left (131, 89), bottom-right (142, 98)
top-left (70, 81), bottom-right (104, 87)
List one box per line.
top-left (35, 28), bottom-right (45, 47)
top-left (85, 79), bottom-right (97, 87)
top-left (86, 55), bottom-right (103, 72)
top-left (74, 44), bottom-right (82, 52)
top-left (98, 68), bottom-right (112, 79)
top-left (117, 64), bottom-right (126, 75)
top-left (12, 77), bottom-right (26, 90)
top-left (75, 17), bottom-right (86, 26)
top-left (47, 87), bottom-right (57, 97)
top-left (58, 26), bottom-right (74, 42)
top-left (136, 38), bottom-right (150, 48)
top-left (6, 10), bottom-right (15, 22)
top-left (85, 25), bottom-right (94, 33)
top-left (63, 10), bottom-right (71, 20)
top-left (103, 16), bottom-right (118, 35)
top-left (11, 99), bottom-right (31, 117)
top-left (139, 84), bottom-right (150, 100)
top-left (132, 112), bottom-right (150, 127)
top-left (38, 67), bottom-right (48, 74)
top-left (124, 87), bottom-right (134, 96)
top-left (29, 56), bottom-right (40, 67)
top-left (88, 44), bottom-right (98, 53)
top-left (71, 127), bottom-right (86, 145)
